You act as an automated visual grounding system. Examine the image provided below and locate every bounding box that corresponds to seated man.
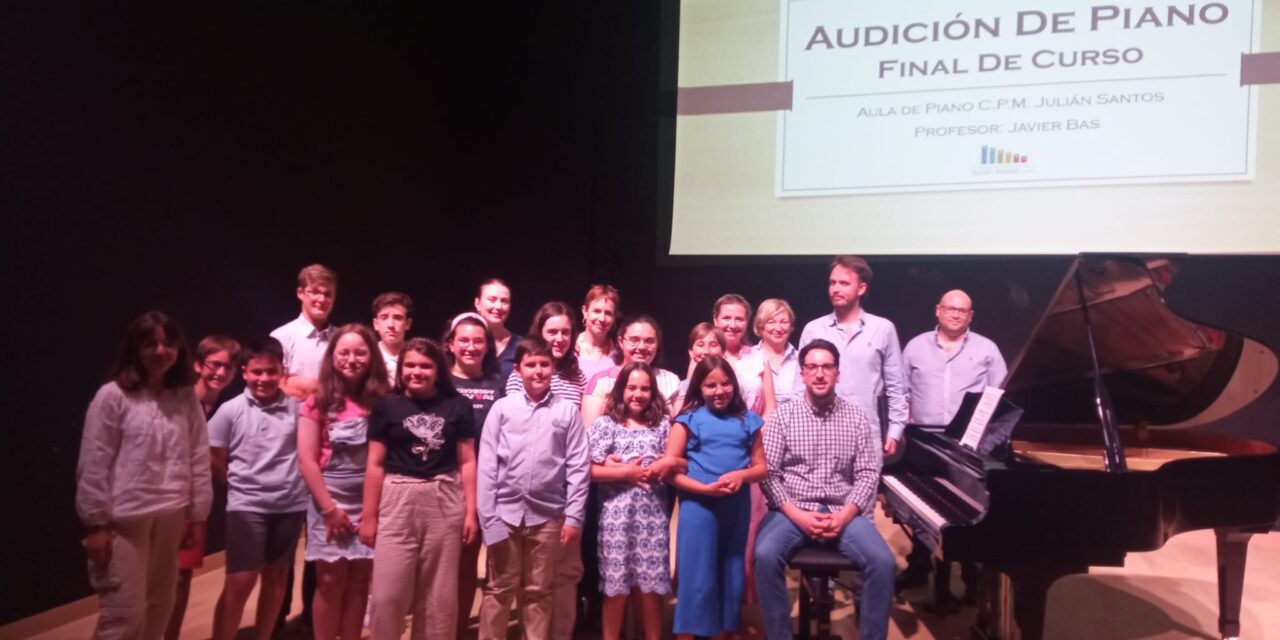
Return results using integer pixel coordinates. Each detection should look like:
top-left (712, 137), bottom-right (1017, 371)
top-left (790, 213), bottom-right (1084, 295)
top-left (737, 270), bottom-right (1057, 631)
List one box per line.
top-left (755, 339), bottom-right (894, 640)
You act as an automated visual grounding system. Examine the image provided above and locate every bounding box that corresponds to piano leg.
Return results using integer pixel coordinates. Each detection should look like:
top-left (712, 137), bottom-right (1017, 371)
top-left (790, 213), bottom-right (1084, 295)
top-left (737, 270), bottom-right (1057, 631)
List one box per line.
top-left (1214, 528), bottom-right (1255, 640)
top-left (972, 565), bottom-right (1084, 640)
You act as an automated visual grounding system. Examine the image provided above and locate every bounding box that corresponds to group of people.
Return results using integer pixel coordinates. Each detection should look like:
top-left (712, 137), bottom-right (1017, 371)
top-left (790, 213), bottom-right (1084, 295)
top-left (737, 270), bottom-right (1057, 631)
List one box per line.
top-left (75, 255), bottom-right (1007, 640)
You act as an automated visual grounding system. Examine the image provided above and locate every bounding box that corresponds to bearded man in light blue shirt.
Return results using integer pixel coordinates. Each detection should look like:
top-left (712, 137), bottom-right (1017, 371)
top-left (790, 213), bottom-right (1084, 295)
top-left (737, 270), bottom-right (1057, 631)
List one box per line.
top-left (796, 255), bottom-right (908, 455)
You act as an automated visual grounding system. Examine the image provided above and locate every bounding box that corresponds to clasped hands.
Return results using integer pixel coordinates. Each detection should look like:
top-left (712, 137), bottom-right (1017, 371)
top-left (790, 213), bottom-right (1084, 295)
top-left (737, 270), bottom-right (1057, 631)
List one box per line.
top-left (603, 453), bottom-right (671, 490)
top-left (786, 505), bottom-right (856, 540)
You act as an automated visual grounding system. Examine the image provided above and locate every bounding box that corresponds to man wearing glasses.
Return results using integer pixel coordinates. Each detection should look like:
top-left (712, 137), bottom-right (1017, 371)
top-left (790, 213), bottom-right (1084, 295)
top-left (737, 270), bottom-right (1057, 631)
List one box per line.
top-left (901, 290), bottom-right (1007, 429)
top-left (896, 289), bottom-right (1006, 592)
top-left (796, 255), bottom-right (908, 455)
top-left (755, 339), bottom-right (895, 640)
top-left (271, 264), bottom-right (338, 399)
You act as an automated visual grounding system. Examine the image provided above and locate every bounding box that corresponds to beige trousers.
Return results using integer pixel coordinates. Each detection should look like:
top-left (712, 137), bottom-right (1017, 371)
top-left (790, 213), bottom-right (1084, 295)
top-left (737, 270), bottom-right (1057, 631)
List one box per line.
top-left (89, 509), bottom-right (185, 640)
top-left (549, 534), bottom-right (583, 640)
top-left (479, 518), bottom-right (563, 640)
top-left (368, 473), bottom-right (464, 640)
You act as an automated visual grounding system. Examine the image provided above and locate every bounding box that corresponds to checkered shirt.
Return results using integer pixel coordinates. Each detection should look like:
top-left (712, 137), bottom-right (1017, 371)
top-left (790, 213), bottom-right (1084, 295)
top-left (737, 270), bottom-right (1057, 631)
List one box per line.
top-left (762, 395), bottom-right (882, 516)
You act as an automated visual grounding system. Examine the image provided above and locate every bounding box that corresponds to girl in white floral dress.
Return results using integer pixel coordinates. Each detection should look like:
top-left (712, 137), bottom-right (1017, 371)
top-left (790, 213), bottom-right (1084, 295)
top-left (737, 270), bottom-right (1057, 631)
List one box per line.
top-left (588, 362), bottom-right (681, 640)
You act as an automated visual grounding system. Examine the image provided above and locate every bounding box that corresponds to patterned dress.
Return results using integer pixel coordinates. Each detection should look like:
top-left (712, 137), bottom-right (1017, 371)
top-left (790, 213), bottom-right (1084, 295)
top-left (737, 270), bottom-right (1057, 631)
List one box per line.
top-left (588, 415), bottom-right (672, 597)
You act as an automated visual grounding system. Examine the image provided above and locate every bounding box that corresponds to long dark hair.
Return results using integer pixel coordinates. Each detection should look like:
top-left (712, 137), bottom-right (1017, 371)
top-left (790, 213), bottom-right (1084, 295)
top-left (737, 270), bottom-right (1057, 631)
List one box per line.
top-left (395, 337), bottom-right (459, 398)
top-left (604, 362), bottom-right (667, 426)
top-left (443, 313), bottom-right (498, 377)
top-left (677, 355), bottom-right (747, 418)
top-left (528, 301), bottom-right (582, 380)
top-left (109, 311), bottom-right (196, 391)
top-left (314, 323), bottom-right (390, 422)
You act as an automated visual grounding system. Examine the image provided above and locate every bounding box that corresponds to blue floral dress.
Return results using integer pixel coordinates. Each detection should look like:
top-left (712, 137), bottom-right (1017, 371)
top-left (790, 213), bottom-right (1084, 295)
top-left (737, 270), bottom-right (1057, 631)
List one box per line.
top-left (588, 415), bottom-right (672, 596)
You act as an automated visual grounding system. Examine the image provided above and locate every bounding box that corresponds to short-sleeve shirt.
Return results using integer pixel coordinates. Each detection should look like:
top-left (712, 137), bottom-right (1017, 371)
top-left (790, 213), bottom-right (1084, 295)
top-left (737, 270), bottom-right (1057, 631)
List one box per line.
top-left (368, 393), bottom-right (477, 479)
top-left (675, 407), bottom-right (764, 485)
top-left (452, 373), bottom-right (506, 434)
top-left (270, 314), bottom-right (334, 379)
top-left (208, 389), bottom-right (309, 513)
top-left (588, 414), bottom-right (671, 503)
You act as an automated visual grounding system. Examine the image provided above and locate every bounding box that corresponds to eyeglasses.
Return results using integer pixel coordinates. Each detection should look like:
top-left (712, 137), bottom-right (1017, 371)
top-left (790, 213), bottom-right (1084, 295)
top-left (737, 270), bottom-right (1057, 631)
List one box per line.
top-left (802, 364), bottom-right (837, 375)
top-left (938, 305), bottom-right (971, 316)
top-left (623, 337), bottom-right (657, 347)
top-left (453, 338), bottom-right (486, 348)
top-left (764, 319), bottom-right (792, 329)
top-left (303, 288), bottom-right (334, 300)
top-left (202, 361), bottom-right (233, 372)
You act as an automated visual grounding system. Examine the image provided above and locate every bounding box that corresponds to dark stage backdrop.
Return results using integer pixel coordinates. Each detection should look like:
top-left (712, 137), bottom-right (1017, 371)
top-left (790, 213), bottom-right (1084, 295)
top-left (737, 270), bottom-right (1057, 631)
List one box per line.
top-left (2, 2), bottom-right (1277, 625)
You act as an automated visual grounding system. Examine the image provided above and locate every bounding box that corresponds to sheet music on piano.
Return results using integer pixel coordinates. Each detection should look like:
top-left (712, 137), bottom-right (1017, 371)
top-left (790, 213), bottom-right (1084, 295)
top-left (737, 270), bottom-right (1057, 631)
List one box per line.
top-left (960, 387), bottom-right (1005, 450)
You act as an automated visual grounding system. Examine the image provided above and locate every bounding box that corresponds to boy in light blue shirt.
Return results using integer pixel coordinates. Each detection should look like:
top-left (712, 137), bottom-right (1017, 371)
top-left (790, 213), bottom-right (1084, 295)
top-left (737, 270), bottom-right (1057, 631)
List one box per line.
top-left (208, 337), bottom-right (310, 640)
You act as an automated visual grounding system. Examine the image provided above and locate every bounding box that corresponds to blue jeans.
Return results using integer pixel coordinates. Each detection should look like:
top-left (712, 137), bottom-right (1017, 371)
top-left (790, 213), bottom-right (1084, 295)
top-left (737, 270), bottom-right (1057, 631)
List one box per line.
top-left (753, 508), bottom-right (894, 640)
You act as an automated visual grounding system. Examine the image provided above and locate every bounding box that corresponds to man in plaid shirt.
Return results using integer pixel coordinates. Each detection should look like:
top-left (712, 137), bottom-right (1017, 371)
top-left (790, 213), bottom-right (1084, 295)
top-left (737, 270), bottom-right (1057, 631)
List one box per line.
top-left (754, 339), bottom-right (895, 640)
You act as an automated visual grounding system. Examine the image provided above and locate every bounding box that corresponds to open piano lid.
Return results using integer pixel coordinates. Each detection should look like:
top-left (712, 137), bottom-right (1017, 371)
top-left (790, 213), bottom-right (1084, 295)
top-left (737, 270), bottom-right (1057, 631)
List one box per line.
top-left (1002, 255), bottom-right (1247, 427)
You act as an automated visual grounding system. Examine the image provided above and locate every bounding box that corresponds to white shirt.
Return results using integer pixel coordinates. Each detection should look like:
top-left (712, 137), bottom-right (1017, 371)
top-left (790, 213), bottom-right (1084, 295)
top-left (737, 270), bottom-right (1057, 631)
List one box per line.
top-left (76, 382), bottom-right (213, 525)
top-left (270, 313), bottom-right (335, 379)
top-left (378, 342), bottom-right (400, 386)
top-left (730, 346), bottom-right (767, 414)
top-left (759, 342), bottom-right (801, 405)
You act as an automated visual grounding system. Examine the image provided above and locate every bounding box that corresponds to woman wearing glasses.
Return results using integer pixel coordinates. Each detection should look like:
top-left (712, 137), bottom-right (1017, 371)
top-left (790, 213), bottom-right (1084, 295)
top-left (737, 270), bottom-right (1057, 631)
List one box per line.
top-left (582, 315), bottom-right (681, 425)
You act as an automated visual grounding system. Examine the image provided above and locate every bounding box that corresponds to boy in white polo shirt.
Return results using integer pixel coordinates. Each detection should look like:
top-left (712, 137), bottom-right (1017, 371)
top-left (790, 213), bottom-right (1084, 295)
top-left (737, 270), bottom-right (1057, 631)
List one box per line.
top-left (272, 264), bottom-right (337, 400)
top-left (209, 337), bottom-right (310, 640)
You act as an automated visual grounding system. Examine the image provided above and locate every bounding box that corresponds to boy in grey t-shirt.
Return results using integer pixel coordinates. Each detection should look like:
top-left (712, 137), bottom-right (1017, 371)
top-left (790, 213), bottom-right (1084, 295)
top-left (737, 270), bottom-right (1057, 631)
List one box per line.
top-left (208, 337), bottom-right (310, 640)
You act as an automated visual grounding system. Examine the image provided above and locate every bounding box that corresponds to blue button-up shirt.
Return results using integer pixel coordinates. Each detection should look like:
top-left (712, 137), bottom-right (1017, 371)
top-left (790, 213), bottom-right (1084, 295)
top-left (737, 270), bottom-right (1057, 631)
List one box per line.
top-left (901, 329), bottom-right (1007, 425)
top-left (796, 310), bottom-right (908, 441)
top-left (477, 390), bottom-right (590, 545)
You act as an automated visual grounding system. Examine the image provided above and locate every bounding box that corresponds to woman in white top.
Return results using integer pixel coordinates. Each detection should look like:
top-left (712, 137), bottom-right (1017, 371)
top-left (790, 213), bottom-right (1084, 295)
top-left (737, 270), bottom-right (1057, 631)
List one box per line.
top-left (712, 293), bottom-right (771, 415)
top-left (576, 284), bottom-right (621, 382)
top-left (77, 311), bottom-right (213, 640)
top-left (753, 298), bottom-right (801, 406)
top-left (583, 314), bottom-right (682, 425)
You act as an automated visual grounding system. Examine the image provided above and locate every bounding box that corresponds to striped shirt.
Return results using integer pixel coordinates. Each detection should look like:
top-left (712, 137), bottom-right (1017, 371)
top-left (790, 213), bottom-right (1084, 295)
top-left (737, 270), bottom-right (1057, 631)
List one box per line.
top-left (762, 395), bottom-right (881, 517)
top-left (505, 369), bottom-right (586, 407)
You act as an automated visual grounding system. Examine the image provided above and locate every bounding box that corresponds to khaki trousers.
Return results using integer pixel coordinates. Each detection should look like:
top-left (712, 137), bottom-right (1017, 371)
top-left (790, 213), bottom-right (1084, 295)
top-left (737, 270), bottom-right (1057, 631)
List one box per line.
top-left (89, 509), bottom-right (185, 640)
top-left (549, 534), bottom-right (583, 640)
top-left (368, 473), bottom-right (464, 640)
top-left (479, 518), bottom-right (563, 640)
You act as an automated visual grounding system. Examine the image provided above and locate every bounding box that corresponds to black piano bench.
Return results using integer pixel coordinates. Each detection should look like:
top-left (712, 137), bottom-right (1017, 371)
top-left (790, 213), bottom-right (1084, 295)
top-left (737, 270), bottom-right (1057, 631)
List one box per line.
top-left (788, 543), bottom-right (859, 640)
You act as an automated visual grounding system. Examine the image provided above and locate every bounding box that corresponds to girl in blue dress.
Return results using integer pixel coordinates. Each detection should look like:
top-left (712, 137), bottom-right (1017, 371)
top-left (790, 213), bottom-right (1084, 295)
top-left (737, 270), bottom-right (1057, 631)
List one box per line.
top-left (666, 355), bottom-right (767, 639)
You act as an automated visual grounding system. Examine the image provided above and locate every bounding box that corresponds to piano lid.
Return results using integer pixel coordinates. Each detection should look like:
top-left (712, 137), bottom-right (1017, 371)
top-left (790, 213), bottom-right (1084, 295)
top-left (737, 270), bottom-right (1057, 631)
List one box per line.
top-left (1003, 255), bottom-right (1249, 426)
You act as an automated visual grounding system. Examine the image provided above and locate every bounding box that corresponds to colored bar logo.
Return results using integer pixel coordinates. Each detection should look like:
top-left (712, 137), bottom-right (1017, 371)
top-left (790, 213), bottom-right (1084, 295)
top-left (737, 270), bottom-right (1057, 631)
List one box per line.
top-left (981, 145), bottom-right (1029, 164)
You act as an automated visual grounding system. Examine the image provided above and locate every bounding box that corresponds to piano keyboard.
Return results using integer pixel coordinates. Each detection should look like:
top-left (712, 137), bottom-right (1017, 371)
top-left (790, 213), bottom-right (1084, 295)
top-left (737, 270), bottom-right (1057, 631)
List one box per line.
top-left (882, 475), bottom-right (949, 532)
top-left (882, 473), bottom-right (985, 534)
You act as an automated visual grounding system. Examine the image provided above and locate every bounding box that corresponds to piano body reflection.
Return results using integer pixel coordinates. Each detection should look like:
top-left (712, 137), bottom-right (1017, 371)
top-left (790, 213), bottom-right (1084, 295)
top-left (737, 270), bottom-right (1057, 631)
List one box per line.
top-left (881, 256), bottom-right (1280, 640)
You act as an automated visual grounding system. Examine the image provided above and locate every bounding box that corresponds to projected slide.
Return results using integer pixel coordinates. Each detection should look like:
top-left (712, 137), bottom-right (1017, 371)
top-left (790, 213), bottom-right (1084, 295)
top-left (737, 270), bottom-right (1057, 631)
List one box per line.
top-left (670, 0), bottom-right (1279, 255)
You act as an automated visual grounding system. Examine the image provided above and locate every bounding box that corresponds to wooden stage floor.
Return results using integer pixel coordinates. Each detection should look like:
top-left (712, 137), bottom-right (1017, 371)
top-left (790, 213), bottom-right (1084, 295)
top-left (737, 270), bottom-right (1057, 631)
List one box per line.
top-left (7, 506), bottom-right (1280, 639)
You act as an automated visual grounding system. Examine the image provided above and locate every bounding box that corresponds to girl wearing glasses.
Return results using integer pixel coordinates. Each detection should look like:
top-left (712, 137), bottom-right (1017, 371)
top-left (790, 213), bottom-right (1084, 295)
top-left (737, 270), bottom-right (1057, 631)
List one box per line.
top-left (583, 315), bottom-right (682, 425)
top-left (296, 324), bottom-right (389, 640)
top-left (444, 312), bottom-right (505, 633)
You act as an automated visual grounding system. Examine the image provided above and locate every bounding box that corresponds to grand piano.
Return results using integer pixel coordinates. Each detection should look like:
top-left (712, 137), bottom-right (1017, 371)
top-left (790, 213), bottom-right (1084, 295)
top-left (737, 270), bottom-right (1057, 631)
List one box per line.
top-left (881, 255), bottom-right (1280, 640)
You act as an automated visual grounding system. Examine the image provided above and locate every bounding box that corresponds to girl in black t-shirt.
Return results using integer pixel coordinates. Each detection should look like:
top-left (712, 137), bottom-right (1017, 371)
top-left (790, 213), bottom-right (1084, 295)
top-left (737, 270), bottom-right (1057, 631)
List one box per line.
top-left (443, 312), bottom-right (505, 633)
top-left (360, 338), bottom-right (478, 638)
